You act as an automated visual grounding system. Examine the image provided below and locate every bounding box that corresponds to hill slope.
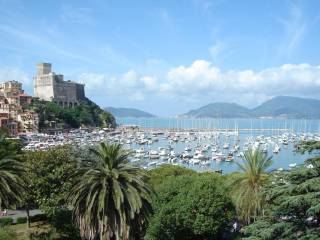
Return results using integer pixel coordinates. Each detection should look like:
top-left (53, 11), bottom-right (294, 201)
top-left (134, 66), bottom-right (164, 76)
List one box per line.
top-left (105, 107), bottom-right (156, 118)
top-left (182, 96), bottom-right (320, 119)
top-left (183, 103), bottom-right (252, 118)
top-left (252, 96), bottom-right (320, 118)
top-left (29, 98), bottom-right (116, 130)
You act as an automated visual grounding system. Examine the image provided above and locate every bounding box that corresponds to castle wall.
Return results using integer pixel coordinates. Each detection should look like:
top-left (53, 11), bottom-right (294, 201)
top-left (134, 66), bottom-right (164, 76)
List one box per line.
top-left (34, 63), bottom-right (85, 107)
top-left (53, 81), bottom-right (78, 104)
top-left (33, 74), bottom-right (55, 101)
top-left (76, 83), bottom-right (85, 100)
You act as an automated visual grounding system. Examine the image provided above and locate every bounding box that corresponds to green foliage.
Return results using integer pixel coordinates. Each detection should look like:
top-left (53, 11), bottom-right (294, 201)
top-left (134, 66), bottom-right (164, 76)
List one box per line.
top-left (16, 216), bottom-right (27, 224)
top-left (147, 164), bottom-right (196, 188)
top-left (243, 143), bottom-right (320, 239)
top-left (298, 140), bottom-right (320, 153)
top-left (23, 146), bottom-right (77, 218)
top-left (69, 142), bottom-right (154, 240)
top-left (0, 227), bottom-right (16, 240)
top-left (146, 174), bottom-right (235, 240)
top-left (229, 149), bottom-right (272, 224)
top-left (0, 135), bottom-right (25, 208)
top-left (0, 217), bottom-right (13, 227)
top-left (29, 98), bottom-right (116, 129)
top-left (30, 214), bottom-right (47, 222)
top-left (51, 209), bottom-right (81, 240)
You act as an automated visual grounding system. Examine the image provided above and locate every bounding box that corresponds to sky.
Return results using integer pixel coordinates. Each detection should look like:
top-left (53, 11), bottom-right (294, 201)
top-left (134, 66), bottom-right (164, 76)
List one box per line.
top-left (0, 0), bottom-right (320, 116)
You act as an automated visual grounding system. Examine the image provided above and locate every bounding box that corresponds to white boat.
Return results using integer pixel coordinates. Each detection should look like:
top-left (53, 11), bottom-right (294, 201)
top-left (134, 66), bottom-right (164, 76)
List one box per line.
top-left (190, 159), bottom-right (201, 164)
top-left (289, 163), bottom-right (297, 168)
top-left (223, 143), bottom-right (229, 149)
top-left (149, 150), bottom-right (159, 159)
top-left (148, 161), bottom-right (158, 167)
top-left (273, 144), bottom-right (280, 153)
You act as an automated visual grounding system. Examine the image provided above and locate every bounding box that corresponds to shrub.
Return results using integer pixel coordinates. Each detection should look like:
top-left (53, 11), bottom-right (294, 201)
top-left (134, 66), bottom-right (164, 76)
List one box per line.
top-left (30, 213), bottom-right (47, 222)
top-left (51, 209), bottom-right (81, 240)
top-left (0, 217), bottom-right (13, 227)
top-left (16, 216), bottom-right (27, 224)
top-left (146, 174), bottom-right (235, 240)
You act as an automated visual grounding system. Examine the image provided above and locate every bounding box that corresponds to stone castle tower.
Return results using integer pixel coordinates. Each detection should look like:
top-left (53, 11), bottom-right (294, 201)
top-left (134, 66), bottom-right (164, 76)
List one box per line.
top-left (33, 63), bottom-right (85, 107)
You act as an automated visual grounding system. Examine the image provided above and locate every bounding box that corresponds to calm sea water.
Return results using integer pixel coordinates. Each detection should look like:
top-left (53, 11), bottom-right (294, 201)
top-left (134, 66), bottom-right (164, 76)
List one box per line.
top-left (117, 117), bottom-right (320, 133)
top-left (116, 118), bottom-right (319, 173)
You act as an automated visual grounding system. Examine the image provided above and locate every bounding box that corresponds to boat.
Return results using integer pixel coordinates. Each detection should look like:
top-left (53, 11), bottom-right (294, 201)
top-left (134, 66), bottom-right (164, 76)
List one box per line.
top-left (273, 144), bottom-right (280, 153)
top-left (223, 143), bottom-right (229, 149)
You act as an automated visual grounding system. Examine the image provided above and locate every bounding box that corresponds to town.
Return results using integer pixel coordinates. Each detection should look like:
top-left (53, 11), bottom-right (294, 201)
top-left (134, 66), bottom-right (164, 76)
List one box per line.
top-left (0, 63), bottom-right (86, 136)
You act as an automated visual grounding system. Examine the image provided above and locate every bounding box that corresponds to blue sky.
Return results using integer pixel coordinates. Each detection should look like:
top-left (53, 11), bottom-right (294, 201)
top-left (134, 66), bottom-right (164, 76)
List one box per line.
top-left (0, 0), bottom-right (320, 116)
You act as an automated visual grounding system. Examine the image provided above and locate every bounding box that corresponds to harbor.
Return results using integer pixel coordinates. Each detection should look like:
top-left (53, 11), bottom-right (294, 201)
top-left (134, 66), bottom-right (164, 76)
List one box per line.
top-left (21, 118), bottom-right (318, 174)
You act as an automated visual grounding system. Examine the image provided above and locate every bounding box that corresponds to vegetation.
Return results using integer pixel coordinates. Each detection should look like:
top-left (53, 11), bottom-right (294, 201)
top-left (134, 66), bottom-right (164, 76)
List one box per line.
top-left (0, 135), bottom-right (24, 210)
top-left (242, 142), bottom-right (320, 239)
top-left (29, 98), bottom-right (116, 129)
top-left (0, 227), bottom-right (16, 240)
top-left (0, 137), bottom-right (319, 240)
top-left (23, 146), bottom-right (77, 218)
top-left (229, 149), bottom-right (273, 224)
top-left (146, 174), bottom-right (235, 240)
top-left (147, 164), bottom-right (196, 187)
top-left (69, 142), bottom-right (153, 240)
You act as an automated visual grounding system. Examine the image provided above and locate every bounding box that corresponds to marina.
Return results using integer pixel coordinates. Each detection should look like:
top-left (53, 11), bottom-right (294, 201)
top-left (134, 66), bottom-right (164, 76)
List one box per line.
top-left (21, 118), bottom-right (318, 174)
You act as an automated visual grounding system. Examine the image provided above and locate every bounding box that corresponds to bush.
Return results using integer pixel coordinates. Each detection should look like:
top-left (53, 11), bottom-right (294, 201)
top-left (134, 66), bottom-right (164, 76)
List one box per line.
top-left (30, 213), bottom-right (47, 222)
top-left (16, 216), bottom-right (27, 224)
top-left (146, 174), bottom-right (235, 240)
top-left (0, 227), bottom-right (16, 240)
top-left (0, 217), bottom-right (13, 227)
top-left (51, 209), bottom-right (81, 240)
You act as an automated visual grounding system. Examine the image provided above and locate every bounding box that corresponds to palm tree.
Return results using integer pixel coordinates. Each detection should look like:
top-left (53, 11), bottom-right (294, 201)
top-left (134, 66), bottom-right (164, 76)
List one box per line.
top-left (231, 149), bottom-right (273, 224)
top-left (0, 136), bottom-right (25, 211)
top-left (69, 142), bottom-right (153, 240)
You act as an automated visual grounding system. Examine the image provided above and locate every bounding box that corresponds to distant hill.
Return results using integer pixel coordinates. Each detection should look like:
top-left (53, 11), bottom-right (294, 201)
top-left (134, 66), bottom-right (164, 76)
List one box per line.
top-left (182, 96), bottom-right (320, 119)
top-left (105, 107), bottom-right (156, 118)
top-left (252, 96), bottom-right (320, 118)
top-left (183, 103), bottom-right (252, 118)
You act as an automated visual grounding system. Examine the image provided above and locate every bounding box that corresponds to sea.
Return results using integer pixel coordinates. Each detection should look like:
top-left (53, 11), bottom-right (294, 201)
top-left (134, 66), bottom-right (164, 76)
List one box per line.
top-left (116, 117), bottom-right (320, 174)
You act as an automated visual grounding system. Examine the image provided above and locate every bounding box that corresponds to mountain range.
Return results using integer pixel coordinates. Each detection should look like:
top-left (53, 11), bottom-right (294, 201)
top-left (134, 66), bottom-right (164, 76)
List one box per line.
top-left (182, 96), bottom-right (320, 119)
top-left (105, 107), bottom-right (156, 118)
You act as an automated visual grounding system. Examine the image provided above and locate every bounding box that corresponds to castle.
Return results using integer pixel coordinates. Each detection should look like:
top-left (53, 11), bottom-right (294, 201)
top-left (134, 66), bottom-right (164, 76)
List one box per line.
top-left (34, 63), bottom-right (85, 107)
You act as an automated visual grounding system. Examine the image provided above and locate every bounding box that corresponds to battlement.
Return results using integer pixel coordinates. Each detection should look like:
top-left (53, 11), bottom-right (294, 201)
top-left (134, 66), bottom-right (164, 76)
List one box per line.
top-left (33, 63), bottom-right (85, 107)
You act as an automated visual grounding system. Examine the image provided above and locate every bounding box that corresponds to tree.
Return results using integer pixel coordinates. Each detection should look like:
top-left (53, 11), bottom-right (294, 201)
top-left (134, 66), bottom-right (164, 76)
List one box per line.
top-left (146, 174), bottom-right (235, 240)
top-left (29, 98), bottom-right (116, 130)
top-left (243, 141), bottom-right (320, 239)
top-left (69, 142), bottom-right (153, 240)
top-left (0, 134), bottom-right (24, 211)
top-left (148, 164), bottom-right (196, 188)
top-left (23, 146), bottom-right (77, 219)
top-left (230, 149), bottom-right (273, 224)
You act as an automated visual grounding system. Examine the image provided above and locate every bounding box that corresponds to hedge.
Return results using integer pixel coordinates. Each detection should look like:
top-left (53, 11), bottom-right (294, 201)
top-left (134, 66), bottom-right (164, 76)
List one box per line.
top-left (0, 217), bottom-right (13, 227)
top-left (16, 217), bottom-right (27, 224)
top-left (30, 213), bottom-right (47, 222)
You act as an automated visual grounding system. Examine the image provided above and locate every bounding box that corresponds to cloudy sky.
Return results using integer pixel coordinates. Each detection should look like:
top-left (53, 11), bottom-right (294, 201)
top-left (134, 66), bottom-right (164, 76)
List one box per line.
top-left (0, 0), bottom-right (320, 116)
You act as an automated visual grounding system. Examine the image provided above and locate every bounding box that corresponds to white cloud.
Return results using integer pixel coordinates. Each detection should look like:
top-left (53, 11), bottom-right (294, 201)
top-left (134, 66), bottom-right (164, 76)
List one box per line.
top-left (77, 60), bottom-right (320, 106)
top-left (79, 70), bottom-right (159, 101)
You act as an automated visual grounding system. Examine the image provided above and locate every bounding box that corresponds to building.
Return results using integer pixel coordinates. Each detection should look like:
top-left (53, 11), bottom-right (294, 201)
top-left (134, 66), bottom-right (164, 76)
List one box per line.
top-left (17, 111), bottom-right (39, 133)
top-left (0, 95), bottom-right (10, 115)
top-left (0, 80), bottom-right (38, 135)
top-left (0, 80), bottom-right (32, 107)
top-left (33, 63), bottom-right (85, 107)
top-left (0, 80), bottom-right (22, 97)
top-left (0, 113), bottom-right (18, 136)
